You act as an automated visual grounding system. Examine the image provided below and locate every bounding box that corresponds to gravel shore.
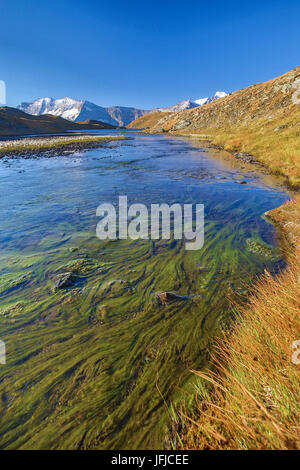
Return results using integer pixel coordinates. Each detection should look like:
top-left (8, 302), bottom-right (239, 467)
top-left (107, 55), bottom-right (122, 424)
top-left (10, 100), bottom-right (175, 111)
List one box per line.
top-left (0, 134), bottom-right (127, 158)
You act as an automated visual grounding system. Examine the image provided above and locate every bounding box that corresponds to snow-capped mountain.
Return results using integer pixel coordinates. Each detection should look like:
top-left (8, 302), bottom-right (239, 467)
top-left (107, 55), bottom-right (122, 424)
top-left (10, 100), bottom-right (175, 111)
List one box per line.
top-left (19, 97), bottom-right (84, 121)
top-left (202, 91), bottom-right (228, 104)
top-left (157, 99), bottom-right (200, 113)
top-left (18, 97), bottom-right (151, 127)
top-left (18, 91), bottom-right (228, 126)
top-left (158, 91), bottom-right (228, 112)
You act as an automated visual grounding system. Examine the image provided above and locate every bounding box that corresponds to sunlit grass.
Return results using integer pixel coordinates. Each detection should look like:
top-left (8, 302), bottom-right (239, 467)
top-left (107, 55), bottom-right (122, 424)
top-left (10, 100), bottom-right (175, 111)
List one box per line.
top-left (174, 196), bottom-right (300, 450)
top-left (208, 107), bottom-right (300, 188)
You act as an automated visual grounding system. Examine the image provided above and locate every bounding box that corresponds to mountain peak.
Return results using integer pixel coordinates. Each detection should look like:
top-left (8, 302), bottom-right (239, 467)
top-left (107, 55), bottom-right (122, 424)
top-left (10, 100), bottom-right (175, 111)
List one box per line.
top-left (214, 91), bottom-right (227, 98)
top-left (158, 91), bottom-right (228, 112)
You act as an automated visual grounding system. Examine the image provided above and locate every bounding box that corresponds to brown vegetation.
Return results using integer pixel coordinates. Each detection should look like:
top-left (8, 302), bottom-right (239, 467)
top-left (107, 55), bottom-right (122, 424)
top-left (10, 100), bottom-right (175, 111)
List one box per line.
top-left (127, 111), bottom-right (171, 130)
top-left (173, 197), bottom-right (300, 450)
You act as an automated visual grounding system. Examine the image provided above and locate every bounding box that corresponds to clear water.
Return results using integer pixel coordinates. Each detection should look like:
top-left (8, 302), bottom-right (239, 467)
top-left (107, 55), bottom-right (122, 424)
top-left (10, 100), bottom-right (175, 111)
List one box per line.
top-left (0, 132), bottom-right (290, 449)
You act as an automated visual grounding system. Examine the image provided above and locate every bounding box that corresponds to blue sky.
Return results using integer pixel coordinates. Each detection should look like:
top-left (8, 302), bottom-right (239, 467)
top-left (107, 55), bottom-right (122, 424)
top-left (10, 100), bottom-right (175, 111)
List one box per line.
top-left (1, 0), bottom-right (299, 109)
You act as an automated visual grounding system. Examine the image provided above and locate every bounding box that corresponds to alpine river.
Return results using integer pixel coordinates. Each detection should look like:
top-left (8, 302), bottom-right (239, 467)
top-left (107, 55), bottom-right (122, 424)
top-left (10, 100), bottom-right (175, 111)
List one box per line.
top-left (0, 131), bottom-right (290, 449)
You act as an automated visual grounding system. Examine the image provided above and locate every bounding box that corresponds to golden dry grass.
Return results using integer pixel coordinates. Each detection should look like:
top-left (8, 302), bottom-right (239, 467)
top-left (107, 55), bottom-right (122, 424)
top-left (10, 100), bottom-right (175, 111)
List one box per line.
top-left (127, 111), bottom-right (171, 129)
top-left (174, 197), bottom-right (300, 450)
top-left (201, 106), bottom-right (300, 188)
top-left (131, 105), bottom-right (300, 188)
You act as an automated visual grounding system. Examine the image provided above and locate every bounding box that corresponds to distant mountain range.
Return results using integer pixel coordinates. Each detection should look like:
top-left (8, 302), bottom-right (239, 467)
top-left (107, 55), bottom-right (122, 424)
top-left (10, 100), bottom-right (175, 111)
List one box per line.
top-left (18, 98), bottom-right (151, 127)
top-left (18, 92), bottom-right (228, 126)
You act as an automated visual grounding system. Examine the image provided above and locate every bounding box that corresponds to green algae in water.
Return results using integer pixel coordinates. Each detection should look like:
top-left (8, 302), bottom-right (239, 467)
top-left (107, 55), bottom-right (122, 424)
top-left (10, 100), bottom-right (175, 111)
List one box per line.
top-left (0, 133), bottom-right (288, 449)
top-left (0, 229), bottom-right (284, 450)
top-left (0, 271), bottom-right (33, 295)
top-left (57, 258), bottom-right (99, 275)
top-left (246, 237), bottom-right (281, 260)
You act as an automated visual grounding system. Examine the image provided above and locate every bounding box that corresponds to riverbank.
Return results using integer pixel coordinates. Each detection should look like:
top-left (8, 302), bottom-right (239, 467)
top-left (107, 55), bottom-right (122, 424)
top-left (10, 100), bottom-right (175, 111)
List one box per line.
top-left (166, 124), bottom-right (300, 450)
top-left (154, 123), bottom-right (300, 450)
top-left (174, 196), bottom-right (300, 450)
top-left (0, 134), bottom-right (127, 158)
top-left (130, 68), bottom-right (300, 449)
top-left (169, 111), bottom-right (300, 189)
top-left (150, 114), bottom-right (300, 449)
top-left (127, 67), bottom-right (300, 449)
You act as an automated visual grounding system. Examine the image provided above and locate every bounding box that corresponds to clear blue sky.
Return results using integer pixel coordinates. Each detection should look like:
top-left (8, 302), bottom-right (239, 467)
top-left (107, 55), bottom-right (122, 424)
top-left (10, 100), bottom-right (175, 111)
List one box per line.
top-left (1, 0), bottom-right (299, 109)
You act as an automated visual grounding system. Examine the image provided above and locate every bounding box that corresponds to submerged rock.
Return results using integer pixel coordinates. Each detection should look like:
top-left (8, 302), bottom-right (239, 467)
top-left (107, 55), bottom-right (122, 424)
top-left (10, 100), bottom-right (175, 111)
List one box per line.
top-left (58, 258), bottom-right (97, 274)
top-left (155, 291), bottom-right (188, 305)
top-left (9, 272), bottom-right (32, 289)
top-left (97, 304), bottom-right (109, 323)
top-left (54, 272), bottom-right (74, 290)
top-left (246, 238), bottom-right (279, 259)
top-left (0, 301), bottom-right (26, 317)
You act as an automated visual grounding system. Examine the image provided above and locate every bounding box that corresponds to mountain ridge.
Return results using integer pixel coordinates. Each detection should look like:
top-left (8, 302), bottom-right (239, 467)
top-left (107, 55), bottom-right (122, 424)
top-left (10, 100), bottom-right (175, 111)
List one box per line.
top-left (0, 106), bottom-right (116, 136)
top-left (18, 91), bottom-right (228, 126)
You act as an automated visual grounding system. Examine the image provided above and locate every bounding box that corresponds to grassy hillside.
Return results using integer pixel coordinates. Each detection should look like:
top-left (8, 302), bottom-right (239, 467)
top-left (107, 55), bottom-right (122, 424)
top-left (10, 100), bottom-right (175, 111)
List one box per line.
top-left (0, 107), bottom-right (116, 136)
top-left (127, 111), bottom-right (171, 130)
top-left (129, 66), bottom-right (300, 188)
